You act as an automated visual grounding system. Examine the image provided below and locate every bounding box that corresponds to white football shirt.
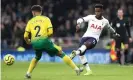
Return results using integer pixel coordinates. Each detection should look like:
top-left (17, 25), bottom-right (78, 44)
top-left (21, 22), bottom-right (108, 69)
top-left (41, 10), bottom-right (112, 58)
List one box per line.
top-left (77, 15), bottom-right (115, 41)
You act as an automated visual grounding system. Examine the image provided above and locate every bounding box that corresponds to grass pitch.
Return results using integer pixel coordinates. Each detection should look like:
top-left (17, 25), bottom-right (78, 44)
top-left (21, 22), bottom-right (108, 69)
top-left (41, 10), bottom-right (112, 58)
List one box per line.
top-left (1, 62), bottom-right (133, 80)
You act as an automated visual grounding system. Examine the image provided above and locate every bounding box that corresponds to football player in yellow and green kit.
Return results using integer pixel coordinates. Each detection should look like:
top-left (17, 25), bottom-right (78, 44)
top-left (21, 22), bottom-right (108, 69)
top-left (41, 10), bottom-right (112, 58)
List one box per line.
top-left (24, 5), bottom-right (82, 79)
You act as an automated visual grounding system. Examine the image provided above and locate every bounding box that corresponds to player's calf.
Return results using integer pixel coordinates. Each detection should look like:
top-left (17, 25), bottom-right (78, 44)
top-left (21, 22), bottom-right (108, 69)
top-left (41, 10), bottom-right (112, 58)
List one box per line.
top-left (58, 52), bottom-right (83, 75)
top-left (25, 52), bottom-right (42, 79)
top-left (79, 55), bottom-right (92, 75)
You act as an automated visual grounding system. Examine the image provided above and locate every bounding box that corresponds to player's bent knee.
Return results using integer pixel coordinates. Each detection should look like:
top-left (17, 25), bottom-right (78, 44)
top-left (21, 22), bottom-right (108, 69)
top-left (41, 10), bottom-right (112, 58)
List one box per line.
top-left (57, 51), bottom-right (66, 58)
top-left (54, 44), bottom-right (62, 51)
top-left (84, 42), bottom-right (91, 48)
top-left (35, 56), bottom-right (41, 60)
top-left (35, 54), bottom-right (42, 60)
top-left (84, 40), bottom-right (96, 49)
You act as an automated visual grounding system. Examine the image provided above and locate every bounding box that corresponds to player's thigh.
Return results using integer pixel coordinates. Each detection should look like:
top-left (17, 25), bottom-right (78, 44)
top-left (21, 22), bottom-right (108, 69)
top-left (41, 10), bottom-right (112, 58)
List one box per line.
top-left (45, 43), bottom-right (62, 57)
top-left (80, 37), bottom-right (97, 49)
top-left (122, 37), bottom-right (129, 49)
top-left (32, 38), bottom-right (50, 50)
top-left (35, 50), bottom-right (42, 60)
top-left (115, 39), bottom-right (121, 50)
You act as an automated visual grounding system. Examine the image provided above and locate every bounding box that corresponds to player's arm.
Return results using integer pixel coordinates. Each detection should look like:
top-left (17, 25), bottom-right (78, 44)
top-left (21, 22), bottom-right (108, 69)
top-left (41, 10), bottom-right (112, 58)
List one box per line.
top-left (126, 23), bottom-right (131, 37)
top-left (76, 15), bottom-right (92, 32)
top-left (125, 20), bottom-right (132, 42)
top-left (47, 18), bottom-right (53, 37)
top-left (106, 21), bottom-right (120, 37)
top-left (77, 15), bottom-right (91, 24)
top-left (24, 21), bottom-right (31, 44)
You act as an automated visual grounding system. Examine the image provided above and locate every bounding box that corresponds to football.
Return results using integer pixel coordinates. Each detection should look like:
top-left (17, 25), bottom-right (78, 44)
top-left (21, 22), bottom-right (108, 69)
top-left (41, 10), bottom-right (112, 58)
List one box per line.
top-left (4, 54), bottom-right (15, 66)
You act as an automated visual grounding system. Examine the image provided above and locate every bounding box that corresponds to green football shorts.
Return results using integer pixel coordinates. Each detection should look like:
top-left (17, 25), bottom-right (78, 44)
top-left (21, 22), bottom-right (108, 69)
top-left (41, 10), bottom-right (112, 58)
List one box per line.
top-left (31, 37), bottom-right (62, 57)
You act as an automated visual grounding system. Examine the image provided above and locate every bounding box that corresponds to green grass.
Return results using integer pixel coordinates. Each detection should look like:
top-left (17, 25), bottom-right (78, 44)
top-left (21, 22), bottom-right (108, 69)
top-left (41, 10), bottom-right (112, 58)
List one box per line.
top-left (2, 62), bottom-right (133, 80)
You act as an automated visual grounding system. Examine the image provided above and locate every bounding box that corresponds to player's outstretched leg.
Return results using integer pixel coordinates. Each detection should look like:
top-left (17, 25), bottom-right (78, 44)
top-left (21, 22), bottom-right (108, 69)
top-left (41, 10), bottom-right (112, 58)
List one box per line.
top-left (70, 37), bottom-right (97, 75)
top-left (25, 51), bottom-right (42, 79)
top-left (70, 37), bottom-right (97, 60)
top-left (59, 52), bottom-right (83, 75)
top-left (79, 55), bottom-right (92, 75)
top-left (69, 45), bottom-right (87, 59)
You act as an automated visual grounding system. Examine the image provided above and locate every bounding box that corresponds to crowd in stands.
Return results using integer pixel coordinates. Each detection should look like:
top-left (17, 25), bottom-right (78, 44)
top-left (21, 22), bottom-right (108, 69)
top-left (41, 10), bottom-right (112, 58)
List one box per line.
top-left (1, 0), bottom-right (133, 49)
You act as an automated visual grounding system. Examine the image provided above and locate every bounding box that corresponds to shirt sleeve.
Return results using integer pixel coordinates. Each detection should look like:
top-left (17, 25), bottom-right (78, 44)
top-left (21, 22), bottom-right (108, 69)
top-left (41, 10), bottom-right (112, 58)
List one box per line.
top-left (47, 17), bottom-right (53, 29)
top-left (125, 20), bottom-right (131, 37)
top-left (106, 20), bottom-right (116, 34)
top-left (46, 17), bottom-right (53, 36)
top-left (77, 15), bottom-right (92, 24)
top-left (25, 21), bottom-right (31, 33)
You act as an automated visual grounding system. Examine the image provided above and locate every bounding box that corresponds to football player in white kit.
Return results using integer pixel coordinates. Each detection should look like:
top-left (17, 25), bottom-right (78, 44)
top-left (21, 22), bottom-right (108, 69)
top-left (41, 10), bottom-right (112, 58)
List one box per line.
top-left (69, 4), bottom-right (120, 75)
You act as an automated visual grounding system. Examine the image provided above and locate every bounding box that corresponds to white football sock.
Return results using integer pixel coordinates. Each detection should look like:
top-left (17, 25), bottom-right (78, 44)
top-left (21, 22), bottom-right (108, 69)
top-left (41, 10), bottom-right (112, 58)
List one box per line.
top-left (26, 72), bottom-right (30, 75)
top-left (79, 55), bottom-right (91, 71)
top-left (74, 67), bottom-right (79, 71)
top-left (75, 45), bottom-right (87, 55)
top-left (84, 64), bottom-right (91, 71)
top-left (75, 50), bottom-right (80, 55)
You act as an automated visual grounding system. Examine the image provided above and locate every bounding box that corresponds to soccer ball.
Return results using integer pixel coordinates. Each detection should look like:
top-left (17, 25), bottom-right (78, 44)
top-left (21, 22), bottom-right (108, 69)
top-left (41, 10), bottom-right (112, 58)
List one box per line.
top-left (4, 54), bottom-right (15, 66)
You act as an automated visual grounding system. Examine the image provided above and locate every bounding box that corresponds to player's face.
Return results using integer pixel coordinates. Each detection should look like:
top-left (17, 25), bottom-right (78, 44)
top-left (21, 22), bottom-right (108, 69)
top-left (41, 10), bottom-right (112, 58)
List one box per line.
top-left (95, 8), bottom-right (102, 18)
top-left (117, 10), bottom-right (124, 18)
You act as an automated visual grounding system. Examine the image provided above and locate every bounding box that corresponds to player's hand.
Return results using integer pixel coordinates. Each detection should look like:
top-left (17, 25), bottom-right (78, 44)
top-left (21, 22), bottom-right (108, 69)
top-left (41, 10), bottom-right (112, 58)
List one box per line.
top-left (27, 39), bottom-right (31, 45)
top-left (27, 42), bottom-right (31, 45)
top-left (111, 39), bottom-right (115, 42)
top-left (76, 24), bottom-right (80, 32)
top-left (129, 38), bottom-right (133, 43)
top-left (114, 33), bottom-right (120, 37)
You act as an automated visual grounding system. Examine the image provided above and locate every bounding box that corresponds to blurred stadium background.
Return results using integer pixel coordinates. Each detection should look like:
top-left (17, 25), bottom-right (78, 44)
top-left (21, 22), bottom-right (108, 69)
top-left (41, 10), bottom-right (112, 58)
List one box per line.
top-left (1, 0), bottom-right (133, 49)
top-left (1, 0), bottom-right (133, 62)
top-left (1, 0), bottom-right (133, 80)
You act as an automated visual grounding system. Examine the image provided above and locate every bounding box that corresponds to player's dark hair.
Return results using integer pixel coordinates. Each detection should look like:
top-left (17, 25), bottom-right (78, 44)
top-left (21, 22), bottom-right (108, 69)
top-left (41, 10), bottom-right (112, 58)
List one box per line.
top-left (31, 5), bottom-right (42, 12)
top-left (95, 4), bottom-right (103, 9)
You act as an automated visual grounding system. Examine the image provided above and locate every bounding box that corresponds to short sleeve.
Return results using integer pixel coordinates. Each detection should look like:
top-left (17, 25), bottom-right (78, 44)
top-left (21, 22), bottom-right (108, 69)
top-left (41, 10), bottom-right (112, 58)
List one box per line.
top-left (47, 17), bottom-right (53, 29)
top-left (77, 15), bottom-right (92, 24)
top-left (82, 15), bottom-right (92, 22)
top-left (105, 20), bottom-right (110, 27)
